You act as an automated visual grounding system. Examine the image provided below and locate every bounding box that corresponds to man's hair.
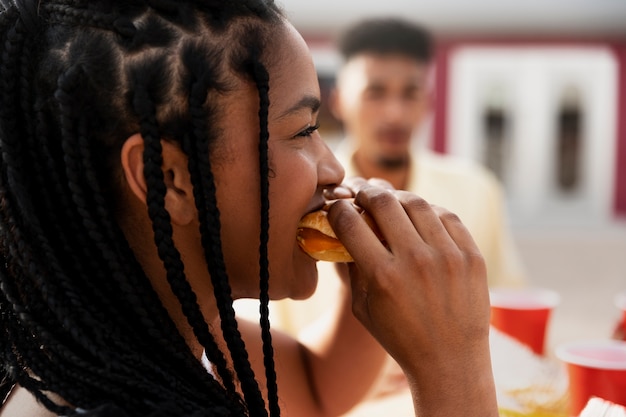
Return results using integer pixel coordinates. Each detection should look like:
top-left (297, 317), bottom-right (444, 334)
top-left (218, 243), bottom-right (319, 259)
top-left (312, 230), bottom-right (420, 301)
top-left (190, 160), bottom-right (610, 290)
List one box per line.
top-left (337, 17), bottom-right (433, 63)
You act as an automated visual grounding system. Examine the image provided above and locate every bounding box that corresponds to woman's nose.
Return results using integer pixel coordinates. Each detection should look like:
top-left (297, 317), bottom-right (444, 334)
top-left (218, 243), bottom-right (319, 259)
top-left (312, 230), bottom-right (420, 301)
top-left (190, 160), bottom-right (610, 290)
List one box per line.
top-left (317, 136), bottom-right (345, 189)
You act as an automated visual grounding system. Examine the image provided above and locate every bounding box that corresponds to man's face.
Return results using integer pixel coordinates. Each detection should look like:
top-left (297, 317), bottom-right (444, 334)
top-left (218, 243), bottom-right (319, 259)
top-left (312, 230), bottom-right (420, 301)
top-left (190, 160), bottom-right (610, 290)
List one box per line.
top-left (333, 53), bottom-right (431, 168)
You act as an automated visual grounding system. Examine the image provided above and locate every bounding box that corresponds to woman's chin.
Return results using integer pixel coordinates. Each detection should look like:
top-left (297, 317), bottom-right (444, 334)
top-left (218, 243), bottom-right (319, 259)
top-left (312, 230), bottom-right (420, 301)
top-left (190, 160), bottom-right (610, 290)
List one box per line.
top-left (287, 248), bottom-right (319, 300)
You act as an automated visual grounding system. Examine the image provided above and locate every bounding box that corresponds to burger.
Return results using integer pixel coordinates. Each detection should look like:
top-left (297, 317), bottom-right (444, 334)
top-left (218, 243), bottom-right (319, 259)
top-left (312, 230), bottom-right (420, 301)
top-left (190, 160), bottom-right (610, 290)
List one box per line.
top-left (296, 203), bottom-right (381, 262)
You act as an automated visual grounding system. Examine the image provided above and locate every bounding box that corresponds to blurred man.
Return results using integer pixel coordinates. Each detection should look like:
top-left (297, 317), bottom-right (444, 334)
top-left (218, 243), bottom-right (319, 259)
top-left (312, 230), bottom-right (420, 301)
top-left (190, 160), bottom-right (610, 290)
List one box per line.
top-left (328, 17), bottom-right (526, 288)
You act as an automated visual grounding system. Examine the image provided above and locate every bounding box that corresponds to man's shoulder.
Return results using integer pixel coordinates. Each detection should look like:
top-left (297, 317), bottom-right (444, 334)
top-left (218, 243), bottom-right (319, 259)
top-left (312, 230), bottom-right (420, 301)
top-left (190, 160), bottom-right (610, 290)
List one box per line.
top-left (419, 150), bottom-right (496, 181)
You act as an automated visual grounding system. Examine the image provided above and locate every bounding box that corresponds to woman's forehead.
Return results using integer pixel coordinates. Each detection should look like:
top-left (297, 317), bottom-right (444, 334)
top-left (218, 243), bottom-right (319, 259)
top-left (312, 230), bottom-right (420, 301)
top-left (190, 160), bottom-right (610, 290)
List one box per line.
top-left (266, 24), bottom-right (320, 115)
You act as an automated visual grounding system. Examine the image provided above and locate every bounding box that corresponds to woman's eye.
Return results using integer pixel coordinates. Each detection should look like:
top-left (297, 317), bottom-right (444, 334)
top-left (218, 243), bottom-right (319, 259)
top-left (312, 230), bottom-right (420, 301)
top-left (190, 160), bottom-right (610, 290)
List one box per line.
top-left (294, 122), bottom-right (320, 138)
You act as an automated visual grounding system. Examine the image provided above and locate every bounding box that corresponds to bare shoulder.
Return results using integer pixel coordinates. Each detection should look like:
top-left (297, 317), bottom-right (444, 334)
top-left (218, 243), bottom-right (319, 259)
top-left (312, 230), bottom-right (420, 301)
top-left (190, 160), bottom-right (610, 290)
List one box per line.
top-left (1, 384), bottom-right (57, 417)
top-left (236, 315), bottom-right (298, 347)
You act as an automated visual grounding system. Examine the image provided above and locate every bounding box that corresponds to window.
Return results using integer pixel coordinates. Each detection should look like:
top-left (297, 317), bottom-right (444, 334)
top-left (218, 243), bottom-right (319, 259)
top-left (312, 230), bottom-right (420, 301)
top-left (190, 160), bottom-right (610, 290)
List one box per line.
top-left (555, 86), bottom-right (582, 192)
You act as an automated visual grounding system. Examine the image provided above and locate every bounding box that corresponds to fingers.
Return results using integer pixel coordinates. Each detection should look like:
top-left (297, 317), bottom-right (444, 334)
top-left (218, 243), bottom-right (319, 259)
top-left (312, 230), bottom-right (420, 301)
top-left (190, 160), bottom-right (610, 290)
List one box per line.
top-left (326, 198), bottom-right (391, 268)
top-left (391, 192), bottom-right (483, 267)
top-left (326, 180), bottom-right (486, 291)
top-left (431, 204), bottom-right (484, 266)
top-left (342, 176), bottom-right (395, 194)
top-left (323, 185), bottom-right (352, 200)
top-left (324, 176), bottom-right (395, 201)
top-left (331, 184), bottom-right (465, 265)
top-left (327, 182), bottom-right (488, 302)
top-left (371, 190), bottom-right (453, 250)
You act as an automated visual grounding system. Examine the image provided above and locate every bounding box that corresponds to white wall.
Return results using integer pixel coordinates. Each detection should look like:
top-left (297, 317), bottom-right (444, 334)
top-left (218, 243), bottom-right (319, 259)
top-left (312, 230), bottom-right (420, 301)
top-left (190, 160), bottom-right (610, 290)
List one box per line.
top-left (447, 46), bottom-right (619, 229)
top-left (280, 0), bottom-right (626, 37)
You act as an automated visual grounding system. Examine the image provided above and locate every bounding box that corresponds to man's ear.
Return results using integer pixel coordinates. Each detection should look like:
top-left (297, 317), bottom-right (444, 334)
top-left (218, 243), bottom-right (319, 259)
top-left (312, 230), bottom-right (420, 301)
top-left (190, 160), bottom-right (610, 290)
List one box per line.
top-left (327, 87), bottom-right (344, 122)
top-left (120, 133), bottom-right (196, 226)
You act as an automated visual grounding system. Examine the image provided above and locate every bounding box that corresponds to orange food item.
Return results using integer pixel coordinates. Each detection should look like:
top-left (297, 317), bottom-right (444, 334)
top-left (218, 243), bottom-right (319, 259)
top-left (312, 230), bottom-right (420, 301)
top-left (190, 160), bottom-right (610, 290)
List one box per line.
top-left (296, 207), bottom-right (382, 262)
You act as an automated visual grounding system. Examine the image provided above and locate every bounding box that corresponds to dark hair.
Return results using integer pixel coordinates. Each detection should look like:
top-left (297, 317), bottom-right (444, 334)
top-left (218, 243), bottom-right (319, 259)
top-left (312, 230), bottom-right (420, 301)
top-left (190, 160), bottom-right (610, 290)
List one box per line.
top-left (0, 0), bottom-right (284, 416)
top-left (337, 17), bottom-right (433, 63)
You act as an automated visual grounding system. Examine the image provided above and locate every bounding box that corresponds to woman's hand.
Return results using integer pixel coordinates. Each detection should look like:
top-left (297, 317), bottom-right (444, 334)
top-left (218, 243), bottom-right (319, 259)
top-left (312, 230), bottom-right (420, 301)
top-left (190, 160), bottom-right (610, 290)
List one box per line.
top-left (326, 177), bottom-right (498, 417)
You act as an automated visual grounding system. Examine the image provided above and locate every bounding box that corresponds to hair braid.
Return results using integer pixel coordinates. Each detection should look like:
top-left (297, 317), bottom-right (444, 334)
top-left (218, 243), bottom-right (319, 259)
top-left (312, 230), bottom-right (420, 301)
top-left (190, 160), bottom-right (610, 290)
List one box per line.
top-left (45, 3), bottom-right (114, 27)
top-left (131, 62), bottom-right (251, 414)
top-left (0, 19), bottom-right (113, 401)
top-left (249, 58), bottom-right (280, 417)
top-left (48, 10), bottom-right (233, 401)
top-left (54, 68), bottom-right (194, 406)
top-left (180, 49), bottom-right (268, 415)
top-left (53, 63), bottom-right (212, 397)
top-left (3, 7), bottom-right (214, 410)
top-left (28, 97), bottom-right (169, 400)
top-left (179, 45), bottom-right (242, 394)
top-left (55, 64), bottom-right (143, 332)
top-left (0, 19), bottom-right (28, 211)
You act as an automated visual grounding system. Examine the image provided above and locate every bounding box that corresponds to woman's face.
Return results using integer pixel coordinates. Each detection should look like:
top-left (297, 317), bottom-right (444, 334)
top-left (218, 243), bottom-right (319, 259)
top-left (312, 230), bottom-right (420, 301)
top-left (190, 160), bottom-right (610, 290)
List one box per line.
top-left (211, 22), bottom-right (344, 300)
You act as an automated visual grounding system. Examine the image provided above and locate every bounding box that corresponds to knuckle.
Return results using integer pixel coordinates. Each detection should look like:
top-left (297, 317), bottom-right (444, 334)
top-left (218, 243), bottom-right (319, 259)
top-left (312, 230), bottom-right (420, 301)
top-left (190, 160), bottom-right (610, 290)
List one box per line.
top-left (437, 207), bottom-right (463, 225)
top-left (437, 247), bottom-right (464, 272)
top-left (466, 249), bottom-right (487, 275)
top-left (328, 200), bottom-right (359, 235)
top-left (401, 193), bottom-right (432, 212)
top-left (359, 187), bottom-right (396, 210)
top-left (356, 257), bottom-right (398, 292)
top-left (367, 261), bottom-right (398, 294)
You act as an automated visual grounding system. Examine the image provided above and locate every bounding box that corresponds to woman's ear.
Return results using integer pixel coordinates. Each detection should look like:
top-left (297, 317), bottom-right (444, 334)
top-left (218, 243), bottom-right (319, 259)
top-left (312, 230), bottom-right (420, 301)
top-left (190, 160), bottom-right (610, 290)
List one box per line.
top-left (120, 134), bottom-right (196, 226)
top-left (120, 134), bottom-right (148, 204)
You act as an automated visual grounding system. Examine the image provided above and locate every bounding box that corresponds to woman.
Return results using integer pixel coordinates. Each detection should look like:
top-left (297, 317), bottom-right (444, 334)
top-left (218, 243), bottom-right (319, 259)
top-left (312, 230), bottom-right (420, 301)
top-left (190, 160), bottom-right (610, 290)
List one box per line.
top-left (0, 0), bottom-right (498, 416)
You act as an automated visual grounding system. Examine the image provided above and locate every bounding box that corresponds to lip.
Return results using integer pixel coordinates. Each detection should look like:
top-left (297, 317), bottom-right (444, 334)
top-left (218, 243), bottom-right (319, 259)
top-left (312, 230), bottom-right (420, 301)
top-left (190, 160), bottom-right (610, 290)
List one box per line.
top-left (302, 200), bottom-right (327, 217)
top-left (302, 197), bottom-right (356, 219)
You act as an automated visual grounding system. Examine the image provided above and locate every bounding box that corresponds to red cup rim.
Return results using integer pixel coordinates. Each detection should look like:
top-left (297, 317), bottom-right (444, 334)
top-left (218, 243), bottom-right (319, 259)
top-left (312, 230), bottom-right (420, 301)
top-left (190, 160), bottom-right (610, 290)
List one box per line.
top-left (555, 340), bottom-right (626, 370)
top-left (489, 287), bottom-right (561, 310)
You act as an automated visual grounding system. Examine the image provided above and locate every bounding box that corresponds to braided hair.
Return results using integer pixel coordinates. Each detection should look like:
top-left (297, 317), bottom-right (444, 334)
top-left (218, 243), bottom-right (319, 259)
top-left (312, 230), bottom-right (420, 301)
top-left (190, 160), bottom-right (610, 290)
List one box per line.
top-left (0, 0), bottom-right (283, 415)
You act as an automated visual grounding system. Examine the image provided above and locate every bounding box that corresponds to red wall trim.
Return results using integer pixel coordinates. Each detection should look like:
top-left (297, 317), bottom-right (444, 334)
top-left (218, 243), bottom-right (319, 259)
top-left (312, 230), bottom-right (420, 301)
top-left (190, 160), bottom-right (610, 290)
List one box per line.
top-left (432, 42), bottom-right (451, 154)
top-left (613, 45), bottom-right (626, 218)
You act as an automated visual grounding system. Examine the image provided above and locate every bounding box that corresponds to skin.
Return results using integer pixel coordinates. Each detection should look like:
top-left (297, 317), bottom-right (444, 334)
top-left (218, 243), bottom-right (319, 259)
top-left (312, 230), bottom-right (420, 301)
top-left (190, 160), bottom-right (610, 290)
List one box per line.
top-left (330, 53), bottom-right (431, 190)
top-left (0, 20), bottom-right (499, 417)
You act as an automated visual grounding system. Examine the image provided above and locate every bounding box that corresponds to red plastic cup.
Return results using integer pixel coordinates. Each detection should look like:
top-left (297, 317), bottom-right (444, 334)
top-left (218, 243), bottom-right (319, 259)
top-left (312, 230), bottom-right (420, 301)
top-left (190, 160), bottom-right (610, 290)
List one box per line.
top-left (615, 292), bottom-right (626, 340)
top-left (555, 340), bottom-right (626, 416)
top-left (489, 288), bottom-right (560, 355)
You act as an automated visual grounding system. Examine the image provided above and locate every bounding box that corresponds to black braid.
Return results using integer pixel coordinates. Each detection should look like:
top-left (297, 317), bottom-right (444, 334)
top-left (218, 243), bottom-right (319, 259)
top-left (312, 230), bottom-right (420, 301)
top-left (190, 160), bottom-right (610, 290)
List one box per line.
top-left (179, 47), bottom-right (267, 416)
top-left (179, 44), bottom-right (243, 396)
top-left (230, 29), bottom-right (281, 415)
top-left (54, 66), bottom-right (202, 408)
top-left (251, 59), bottom-right (280, 417)
top-left (54, 58), bottom-right (217, 408)
top-left (0, 0), bottom-right (286, 415)
top-left (130, 59), bottom-right (250, 413)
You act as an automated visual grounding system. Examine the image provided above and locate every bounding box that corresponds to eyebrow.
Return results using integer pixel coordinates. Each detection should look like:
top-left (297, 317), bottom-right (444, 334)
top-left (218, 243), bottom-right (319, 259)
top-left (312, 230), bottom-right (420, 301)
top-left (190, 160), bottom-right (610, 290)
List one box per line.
top-left (275, 95), bottom-right (321, 121)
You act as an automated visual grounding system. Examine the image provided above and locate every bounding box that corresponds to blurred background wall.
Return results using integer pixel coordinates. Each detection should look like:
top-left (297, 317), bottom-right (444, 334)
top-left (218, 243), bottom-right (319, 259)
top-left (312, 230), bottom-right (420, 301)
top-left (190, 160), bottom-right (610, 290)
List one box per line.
top-left (279, 0), bottom-right (626, 232)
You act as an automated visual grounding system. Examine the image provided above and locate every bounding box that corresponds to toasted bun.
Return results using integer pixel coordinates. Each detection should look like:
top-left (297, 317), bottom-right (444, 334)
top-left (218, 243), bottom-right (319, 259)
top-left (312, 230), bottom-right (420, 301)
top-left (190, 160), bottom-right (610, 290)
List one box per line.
top-left (297, 210), bottom-right (353, 262)
top-left (296, 207), bottom-right (381, 262)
